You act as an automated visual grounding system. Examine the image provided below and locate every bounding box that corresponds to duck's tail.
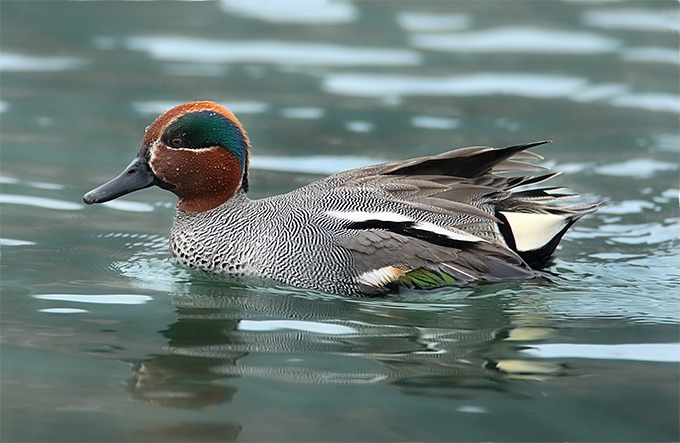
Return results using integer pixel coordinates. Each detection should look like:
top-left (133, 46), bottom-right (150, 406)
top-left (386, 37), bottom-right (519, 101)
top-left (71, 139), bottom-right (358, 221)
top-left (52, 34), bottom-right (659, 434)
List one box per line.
top-left (496, 204), bottom-right (598, 269)
top-left (379, 140), bottom-right (600, 271)
top-left (431, 140), bottom-right (599, 270)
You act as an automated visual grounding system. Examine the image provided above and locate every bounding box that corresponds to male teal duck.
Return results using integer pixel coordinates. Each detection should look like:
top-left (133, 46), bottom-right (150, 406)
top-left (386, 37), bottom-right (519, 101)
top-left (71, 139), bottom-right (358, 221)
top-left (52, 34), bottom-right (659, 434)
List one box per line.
top-left (84, 101), bottom-right (597, 296)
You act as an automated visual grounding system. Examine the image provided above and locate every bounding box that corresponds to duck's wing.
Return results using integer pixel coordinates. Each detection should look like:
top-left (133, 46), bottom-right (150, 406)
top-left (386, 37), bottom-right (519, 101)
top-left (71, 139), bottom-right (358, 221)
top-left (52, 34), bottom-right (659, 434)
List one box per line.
top-left (325, 140), bottom-right (549, 182)
top-left (335, 225), bottom-right (540, 295)
top-left (312, 141), bottom-right (598, 294)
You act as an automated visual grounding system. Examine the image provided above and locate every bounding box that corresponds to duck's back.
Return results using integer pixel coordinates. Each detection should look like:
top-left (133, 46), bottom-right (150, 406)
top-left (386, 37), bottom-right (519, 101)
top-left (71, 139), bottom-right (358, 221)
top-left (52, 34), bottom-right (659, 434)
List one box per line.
top-left (171, 141), bottom-right (598, 295)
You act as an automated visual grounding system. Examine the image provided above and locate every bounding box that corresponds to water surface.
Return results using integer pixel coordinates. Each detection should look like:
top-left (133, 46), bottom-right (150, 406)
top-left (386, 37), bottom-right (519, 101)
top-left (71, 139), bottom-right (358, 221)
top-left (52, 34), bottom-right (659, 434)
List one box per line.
top-left (1, 1), bottom-right (678, 442)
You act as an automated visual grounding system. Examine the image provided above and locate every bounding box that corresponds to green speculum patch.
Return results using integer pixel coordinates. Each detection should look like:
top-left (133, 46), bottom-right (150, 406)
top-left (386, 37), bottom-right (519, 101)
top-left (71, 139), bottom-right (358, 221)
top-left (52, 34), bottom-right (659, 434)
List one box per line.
top-left (397, 268), bottom-right (457, 289)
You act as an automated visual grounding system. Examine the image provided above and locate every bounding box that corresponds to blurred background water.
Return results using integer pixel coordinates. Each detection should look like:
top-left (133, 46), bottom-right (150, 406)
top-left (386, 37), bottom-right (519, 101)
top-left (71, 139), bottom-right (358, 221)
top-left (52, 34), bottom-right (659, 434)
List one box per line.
top-left (1, 1), bottom-right (678, 442)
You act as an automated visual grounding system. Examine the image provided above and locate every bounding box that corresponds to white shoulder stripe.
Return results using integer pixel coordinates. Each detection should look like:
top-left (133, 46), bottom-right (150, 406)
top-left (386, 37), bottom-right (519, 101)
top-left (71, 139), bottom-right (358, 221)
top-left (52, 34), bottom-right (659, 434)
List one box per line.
top-left (325, 210), bottom-right (412, 223)
top-left (326, 210), bottom-right (484, 243)
top-left (500, 211), bottom-right (568, 252)
top-left (411, 221), bottom-right (484, 243)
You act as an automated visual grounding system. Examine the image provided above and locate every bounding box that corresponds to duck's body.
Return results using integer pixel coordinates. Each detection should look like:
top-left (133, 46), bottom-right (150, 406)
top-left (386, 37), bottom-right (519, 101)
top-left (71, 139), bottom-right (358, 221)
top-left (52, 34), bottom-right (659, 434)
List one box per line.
top-left (84, 101), bottom-right (597, 296)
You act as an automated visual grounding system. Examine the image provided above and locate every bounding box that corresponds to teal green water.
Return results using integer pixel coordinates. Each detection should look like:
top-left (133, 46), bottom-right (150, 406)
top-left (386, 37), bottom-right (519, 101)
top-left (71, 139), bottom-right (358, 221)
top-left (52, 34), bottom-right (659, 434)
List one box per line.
top-left (1, 1), bottom-right (679, 442)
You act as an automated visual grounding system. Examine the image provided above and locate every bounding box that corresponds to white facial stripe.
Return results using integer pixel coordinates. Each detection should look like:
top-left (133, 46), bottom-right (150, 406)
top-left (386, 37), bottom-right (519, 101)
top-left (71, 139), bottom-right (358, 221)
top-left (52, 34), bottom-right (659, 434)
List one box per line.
top-left (150, 140), bottom-right (219, 155)
top-left (148, 141), bottom-right (219, 174)
top-left (326, 210), bottom-right (484, 243)
top-left (500, 211), bottom-right (568, 252)
top-left (167, 145), bottom-right (220, 153)
top-left (148, 142), bottom-right (160, 173)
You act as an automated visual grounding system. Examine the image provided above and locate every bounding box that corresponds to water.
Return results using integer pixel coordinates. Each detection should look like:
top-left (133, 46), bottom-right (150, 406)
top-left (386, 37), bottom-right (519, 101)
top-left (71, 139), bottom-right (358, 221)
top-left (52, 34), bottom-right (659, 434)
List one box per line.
top-left (1, 1), bottom-right (678, 441)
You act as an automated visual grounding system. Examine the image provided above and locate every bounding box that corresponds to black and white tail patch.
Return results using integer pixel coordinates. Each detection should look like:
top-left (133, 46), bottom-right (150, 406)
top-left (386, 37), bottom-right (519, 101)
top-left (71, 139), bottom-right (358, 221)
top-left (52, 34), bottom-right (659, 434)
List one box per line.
top-left (497, 210), bottom-right (577, 269)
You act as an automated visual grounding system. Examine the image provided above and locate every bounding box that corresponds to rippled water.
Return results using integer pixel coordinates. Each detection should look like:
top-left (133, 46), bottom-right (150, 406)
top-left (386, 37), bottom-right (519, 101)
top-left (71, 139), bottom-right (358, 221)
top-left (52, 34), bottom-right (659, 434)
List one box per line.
top-left (1, 1), bottom-right (678, 442)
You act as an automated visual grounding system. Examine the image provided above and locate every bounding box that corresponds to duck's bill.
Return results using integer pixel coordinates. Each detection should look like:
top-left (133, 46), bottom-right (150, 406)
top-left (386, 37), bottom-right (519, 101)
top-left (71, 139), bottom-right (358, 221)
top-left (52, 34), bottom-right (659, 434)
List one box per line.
top-left (83, 156), bottom-right (156, 204)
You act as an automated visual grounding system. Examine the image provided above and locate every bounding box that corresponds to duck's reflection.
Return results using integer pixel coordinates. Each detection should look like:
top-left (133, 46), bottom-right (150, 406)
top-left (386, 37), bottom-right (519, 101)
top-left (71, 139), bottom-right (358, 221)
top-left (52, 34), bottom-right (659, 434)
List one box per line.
top-left (138, 421), bottom-right (242, 442)
top-left (127, 282), bottom-right (564, 409)
top-left (130, 355), bottom-right (240, 408)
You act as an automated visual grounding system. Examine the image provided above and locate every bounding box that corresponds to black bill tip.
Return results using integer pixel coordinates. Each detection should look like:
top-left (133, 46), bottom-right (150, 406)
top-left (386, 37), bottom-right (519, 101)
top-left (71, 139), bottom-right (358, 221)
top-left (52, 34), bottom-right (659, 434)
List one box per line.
top-left (83, 156), bottom-right (156, 205)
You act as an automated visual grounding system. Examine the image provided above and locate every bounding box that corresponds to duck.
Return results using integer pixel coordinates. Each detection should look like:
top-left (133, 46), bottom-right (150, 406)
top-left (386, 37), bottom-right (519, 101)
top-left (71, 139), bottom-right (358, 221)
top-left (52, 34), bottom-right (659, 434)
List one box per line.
top-left (83, 101), bottom-right (597, 296)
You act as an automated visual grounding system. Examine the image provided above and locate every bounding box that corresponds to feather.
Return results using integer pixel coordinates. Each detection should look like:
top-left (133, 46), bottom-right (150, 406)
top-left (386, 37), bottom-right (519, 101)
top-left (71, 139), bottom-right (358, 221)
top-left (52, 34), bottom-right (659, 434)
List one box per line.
top-left (307, 141), bottom-right (596, 293)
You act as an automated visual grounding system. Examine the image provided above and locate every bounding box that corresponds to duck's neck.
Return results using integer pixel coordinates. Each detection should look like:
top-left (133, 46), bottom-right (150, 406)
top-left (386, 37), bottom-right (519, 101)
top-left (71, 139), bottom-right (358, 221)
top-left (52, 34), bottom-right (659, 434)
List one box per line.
top-left (177, 187), bottom-right (248, 213)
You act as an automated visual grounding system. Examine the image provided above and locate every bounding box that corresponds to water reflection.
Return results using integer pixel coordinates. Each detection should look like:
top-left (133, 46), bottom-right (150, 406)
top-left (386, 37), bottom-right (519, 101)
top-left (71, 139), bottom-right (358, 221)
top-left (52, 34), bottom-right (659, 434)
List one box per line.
top-left (322, 71), bottom-right (680, 113)
top-left (130, 355), bottom-right (240, 408)
top-left (218, 0), bottom-right (357, 25)
top-left (2, 0), bottom-right (678, 439)
top-left (125, 283), bottom-right (564, 411)
top-left (582, 7), bottom-right (680, 32)
top-left (396, 12), bottom-right (471, 32)
top-left (125, 36), bottom-right (421, 66)
top-left (409, 27), bottom-right (620, 53)
top-left (0, 52), bottom-right (87, 71)
top-left (138, 422), bottom-right (241, 442)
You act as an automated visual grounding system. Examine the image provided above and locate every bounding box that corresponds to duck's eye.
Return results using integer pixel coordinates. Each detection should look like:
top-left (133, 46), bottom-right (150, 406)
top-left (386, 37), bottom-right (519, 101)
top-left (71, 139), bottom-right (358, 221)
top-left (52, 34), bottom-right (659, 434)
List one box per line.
top-left (170, 137), bottom-right (183, 147)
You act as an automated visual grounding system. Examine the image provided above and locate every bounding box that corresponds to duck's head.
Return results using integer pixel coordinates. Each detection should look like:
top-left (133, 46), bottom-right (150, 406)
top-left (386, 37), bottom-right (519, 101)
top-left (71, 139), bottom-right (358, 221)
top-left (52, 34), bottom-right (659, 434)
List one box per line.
top-left (83, 101), bottom-right (250, 212)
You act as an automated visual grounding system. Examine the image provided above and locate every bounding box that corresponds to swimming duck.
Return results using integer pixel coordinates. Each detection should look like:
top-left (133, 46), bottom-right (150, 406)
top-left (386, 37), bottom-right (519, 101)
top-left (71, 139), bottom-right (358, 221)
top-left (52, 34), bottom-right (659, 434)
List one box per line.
top-left (84, 101), bottom-right (597, 295)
